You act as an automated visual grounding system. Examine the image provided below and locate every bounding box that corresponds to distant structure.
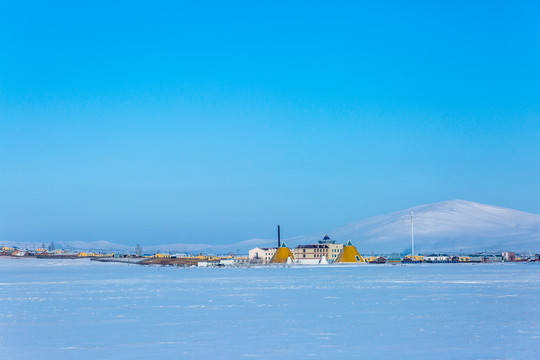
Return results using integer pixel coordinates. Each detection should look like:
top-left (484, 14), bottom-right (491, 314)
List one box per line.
top-left (294, 235), bottom-right (344, 263)
top-left (277, 225), bottom-right (281, 248)
top-left (319, 234), bottom-right (335, 244)
top-left (270, 242), bottom-right (295, 264)
top-left (502, 251), bottom-right (516, 262)
top-left (411, 211), bottom-right (415, 255)
top-left (248, 247), bottom-right (277, 263)
top-left (334, 240), bottom-right (365, 263)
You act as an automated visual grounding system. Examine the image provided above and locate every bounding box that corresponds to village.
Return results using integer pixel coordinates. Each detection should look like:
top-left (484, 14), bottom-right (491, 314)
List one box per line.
top-left (1, 234), bottom-right (538, 267)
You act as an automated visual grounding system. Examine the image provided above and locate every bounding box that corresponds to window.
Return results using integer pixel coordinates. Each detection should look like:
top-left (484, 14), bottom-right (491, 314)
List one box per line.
top-left (355, 255), bottom-right (360, 262)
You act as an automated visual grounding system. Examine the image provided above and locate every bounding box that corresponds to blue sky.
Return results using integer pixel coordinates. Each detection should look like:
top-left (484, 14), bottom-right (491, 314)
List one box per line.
top-left (1, 0), bottom-right (539, 246)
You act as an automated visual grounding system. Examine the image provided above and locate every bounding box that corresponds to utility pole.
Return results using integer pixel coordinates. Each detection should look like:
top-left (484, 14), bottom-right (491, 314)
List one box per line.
top-left (411, 211), bottom-right (415, 255)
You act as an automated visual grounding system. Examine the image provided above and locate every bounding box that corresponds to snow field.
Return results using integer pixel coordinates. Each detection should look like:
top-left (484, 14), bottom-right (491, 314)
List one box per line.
top-left (0, 258), bottom-right (539, 359)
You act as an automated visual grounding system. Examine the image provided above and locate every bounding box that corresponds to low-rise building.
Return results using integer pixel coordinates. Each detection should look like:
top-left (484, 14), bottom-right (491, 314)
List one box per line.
top-left (363, 255), bottom-right (376, 263)
top-left (483, 254), bottom-right (503, 263)
top-left (233, 256), bottom-right (249, 265)
top-left (248, 247), bottom-right (277, 264)
top-left (424, 254), bottom-right (450, 263)
top-left (502, 252), bottom-right (516, 262)
top-left (294, 244), bottom-right (329, 261)
top-left (386, 253), bottom-right (402, 263)
top-left (219, 259), bottom-right (235, 266)
top-left (403, 255), bottom-right (423, 263)
top-left (468, 255), bottom-right (484, 262)
top-left (293, 235), bottom-right (344, 263)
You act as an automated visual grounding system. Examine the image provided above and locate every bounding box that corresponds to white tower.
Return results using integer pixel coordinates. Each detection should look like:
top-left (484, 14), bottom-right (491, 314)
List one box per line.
top-left (411, 211), bottom-right (415, 255)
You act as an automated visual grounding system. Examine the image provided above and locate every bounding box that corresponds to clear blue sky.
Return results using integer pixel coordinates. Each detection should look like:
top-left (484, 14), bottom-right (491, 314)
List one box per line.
top-left (1, 0), bottom-right (539, 246)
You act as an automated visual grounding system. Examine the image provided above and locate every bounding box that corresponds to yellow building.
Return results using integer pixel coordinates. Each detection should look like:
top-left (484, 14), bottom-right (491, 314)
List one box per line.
top-left (363, 255), bottom-right (376, 263)
top-left (335, 240), bottom-right (365, 263)
top-left (403, 255), bottom-right (424, 263)
top-left (459, 256), bottom-right (470, 262)
top-left (270, 242), bottom-right (295, 264)
top-left (153, 253), bottom-right (171, 258)
top-left (78, 252), bottom-right (105, 257)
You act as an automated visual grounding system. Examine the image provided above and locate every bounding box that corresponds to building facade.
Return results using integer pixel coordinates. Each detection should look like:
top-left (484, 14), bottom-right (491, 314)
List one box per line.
top-left (424, 254), bottom-right (450, 263)
top-left (293, 235), bottom-right (345, 262)
top-left (502, 252), bottom-right (516, 262)
top-left (248, 247), bottom-right (277, 264)
top-left (294, 244), bottom-right (328, 260)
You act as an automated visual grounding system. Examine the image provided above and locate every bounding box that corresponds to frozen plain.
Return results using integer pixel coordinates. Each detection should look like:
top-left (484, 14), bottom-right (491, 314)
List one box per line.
top-left (1, 258), bottom-right (539, 359)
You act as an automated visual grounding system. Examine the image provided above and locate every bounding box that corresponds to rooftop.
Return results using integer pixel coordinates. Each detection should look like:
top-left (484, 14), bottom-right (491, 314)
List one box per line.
top-left (318, 234), bottom-right (335, 244)
top-left (296, 244), bottom-right (329, 249)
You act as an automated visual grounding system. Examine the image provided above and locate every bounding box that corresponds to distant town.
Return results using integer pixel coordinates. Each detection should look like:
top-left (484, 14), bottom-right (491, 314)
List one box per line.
top-left (1, 234), bottom-right (539, 267)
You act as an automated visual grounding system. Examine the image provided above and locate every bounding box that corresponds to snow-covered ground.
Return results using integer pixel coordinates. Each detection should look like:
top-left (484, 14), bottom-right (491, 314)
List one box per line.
top-left (1, 258), bottom-right (539, 359)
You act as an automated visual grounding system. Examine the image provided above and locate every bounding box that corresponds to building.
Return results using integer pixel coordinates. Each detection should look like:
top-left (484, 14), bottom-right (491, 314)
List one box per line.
top-left (248, 247), bottom-right (277, 264)
top-left (502, 252), bottom-right (516, 262)
top-left (424, 254), bottom-right (450, 263)
top-left (334, 240), bottom-right (365, 263)
top-left (270, 242), bottom-right (295, 264)
top-left (483, 254), bottom-right (503, 263)
top-left (318, 235), bottom-right (344, 262)
top-left (386, 253), bottom-right (402, 263)
top-left (293, 235), bottom-right (344, 263)
top-left (402, 255), bottom-right (423, 263)
top-left (468, 255), bottom-right (484, 263)
top-left (294, 244), bottom-right (328, 260)
top-left (233, 256), bottom-right (249, 265)
top-left (219, 259), bottom-right (234, 266)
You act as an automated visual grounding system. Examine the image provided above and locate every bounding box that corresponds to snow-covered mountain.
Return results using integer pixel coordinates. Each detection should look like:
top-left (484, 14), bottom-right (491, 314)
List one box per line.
top-left (4, 200), bottom-right (539, 254)
top-left (294, 200), bottom-right (540, 253)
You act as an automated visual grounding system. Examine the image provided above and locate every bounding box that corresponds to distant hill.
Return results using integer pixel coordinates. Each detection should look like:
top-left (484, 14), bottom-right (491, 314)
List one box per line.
top-left (294, 200), bottom-right (540, 253)
top-left (4, 200), bottom-right (539, 254)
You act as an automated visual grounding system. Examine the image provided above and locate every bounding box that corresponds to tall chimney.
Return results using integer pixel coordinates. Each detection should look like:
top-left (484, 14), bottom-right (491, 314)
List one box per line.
top-left (278, 225), bottom-right (281, 248)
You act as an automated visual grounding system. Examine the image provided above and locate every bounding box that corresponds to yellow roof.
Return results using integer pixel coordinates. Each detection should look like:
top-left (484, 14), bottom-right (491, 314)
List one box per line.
top-left (335, 240), bottom-right (365, 263)
top-left (270, 242), bottom-right (295, 263)
top-left (154, 253), bottom-right (171, 258)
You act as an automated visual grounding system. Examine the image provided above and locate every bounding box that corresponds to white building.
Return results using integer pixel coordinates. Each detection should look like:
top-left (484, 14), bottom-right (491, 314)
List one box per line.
top-left (248, 247), bottom-right (277, 264)
top-left (424, 254), bottom-right (450, 263)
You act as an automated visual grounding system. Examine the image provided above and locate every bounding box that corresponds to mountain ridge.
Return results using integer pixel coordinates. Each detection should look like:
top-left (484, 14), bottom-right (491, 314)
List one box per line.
top-left (3, 200), bottom-right (539, 253)
top-left (295, 199), bottom-right (540, 253)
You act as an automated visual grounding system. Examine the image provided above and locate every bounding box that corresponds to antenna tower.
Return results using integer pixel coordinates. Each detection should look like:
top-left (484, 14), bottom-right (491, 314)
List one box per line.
top-left (411, 211), bottom-right (415, 255)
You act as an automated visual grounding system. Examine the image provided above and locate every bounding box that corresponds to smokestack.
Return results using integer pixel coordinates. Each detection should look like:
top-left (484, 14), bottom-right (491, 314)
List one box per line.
top-left (278, 225), bottom-right (281, 248)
